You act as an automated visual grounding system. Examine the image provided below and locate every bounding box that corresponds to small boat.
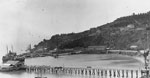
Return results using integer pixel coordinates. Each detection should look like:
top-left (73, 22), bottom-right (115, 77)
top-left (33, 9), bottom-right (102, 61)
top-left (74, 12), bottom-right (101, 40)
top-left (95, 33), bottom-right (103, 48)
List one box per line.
top-left (0, 64), bottom-right (14, 72)
top-left (0, 60), bottom-right (25, 72)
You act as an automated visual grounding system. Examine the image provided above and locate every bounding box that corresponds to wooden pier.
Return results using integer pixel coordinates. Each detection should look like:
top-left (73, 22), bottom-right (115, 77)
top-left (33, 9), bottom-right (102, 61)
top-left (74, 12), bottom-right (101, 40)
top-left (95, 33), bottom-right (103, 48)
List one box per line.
top-left (25, 65), bottom-right (148, 78)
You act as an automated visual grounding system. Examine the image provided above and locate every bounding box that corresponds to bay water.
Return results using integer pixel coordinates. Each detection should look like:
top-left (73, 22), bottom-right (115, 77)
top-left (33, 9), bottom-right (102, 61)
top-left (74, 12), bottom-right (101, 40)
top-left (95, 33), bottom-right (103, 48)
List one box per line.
top-left (0, 54), bottom-right (144, 78)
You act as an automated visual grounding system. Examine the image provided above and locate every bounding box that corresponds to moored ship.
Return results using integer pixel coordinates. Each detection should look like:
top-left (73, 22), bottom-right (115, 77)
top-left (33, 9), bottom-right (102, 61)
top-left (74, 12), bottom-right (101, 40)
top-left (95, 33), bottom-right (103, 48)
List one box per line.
top-left (1, 50), bottom-right (25, 72)
top-left (2, 50), bottom-right (25, 63)
top-left (2, 51), bottom-right (17, 63)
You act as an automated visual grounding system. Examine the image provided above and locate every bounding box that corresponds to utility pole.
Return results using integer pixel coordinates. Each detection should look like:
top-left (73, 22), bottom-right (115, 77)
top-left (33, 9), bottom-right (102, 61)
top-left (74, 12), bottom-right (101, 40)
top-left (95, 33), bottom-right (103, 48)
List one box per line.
top-left (143, 25), bottom-right (150, 78)
top-left (134, 20), bottom-right (150, 78)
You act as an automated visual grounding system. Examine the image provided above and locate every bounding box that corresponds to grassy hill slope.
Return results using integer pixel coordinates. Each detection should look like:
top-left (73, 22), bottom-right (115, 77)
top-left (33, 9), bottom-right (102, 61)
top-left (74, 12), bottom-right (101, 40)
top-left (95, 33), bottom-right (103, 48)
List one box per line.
top-left (33, 11), bottom-right (150, 51)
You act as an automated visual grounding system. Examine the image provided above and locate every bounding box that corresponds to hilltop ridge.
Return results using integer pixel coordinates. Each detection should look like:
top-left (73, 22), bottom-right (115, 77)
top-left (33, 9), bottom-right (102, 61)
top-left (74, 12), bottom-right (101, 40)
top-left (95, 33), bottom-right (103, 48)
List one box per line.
top-left (32, 11), bottom-right (150, 52)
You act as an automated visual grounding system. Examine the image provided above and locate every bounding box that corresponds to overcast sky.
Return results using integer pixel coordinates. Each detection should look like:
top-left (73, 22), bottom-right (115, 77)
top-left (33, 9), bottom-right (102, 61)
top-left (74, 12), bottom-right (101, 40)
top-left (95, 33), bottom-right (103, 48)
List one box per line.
top-left (0, 0), bottom-right (150, 55)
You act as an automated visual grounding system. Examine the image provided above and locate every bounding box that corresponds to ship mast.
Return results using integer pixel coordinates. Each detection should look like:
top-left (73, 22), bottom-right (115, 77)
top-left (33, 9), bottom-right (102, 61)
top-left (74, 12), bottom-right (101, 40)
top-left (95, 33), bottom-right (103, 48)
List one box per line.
top-left (11, 45), bottom-right (13, 52)
top-left (6, 45), bottom-right (8, 54)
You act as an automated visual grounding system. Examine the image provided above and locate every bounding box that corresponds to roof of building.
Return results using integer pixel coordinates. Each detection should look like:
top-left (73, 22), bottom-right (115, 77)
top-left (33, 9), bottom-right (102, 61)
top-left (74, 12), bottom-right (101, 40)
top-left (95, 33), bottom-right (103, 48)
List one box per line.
top-left (5, 61), bottom-right (19, 65)
top-left (88, 46), bottom-right (106, 48)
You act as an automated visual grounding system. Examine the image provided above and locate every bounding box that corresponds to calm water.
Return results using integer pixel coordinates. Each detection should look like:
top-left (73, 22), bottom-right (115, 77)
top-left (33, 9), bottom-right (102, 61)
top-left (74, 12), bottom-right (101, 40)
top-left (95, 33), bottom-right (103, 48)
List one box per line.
top-left (0, 54), bottom-right (145, 78)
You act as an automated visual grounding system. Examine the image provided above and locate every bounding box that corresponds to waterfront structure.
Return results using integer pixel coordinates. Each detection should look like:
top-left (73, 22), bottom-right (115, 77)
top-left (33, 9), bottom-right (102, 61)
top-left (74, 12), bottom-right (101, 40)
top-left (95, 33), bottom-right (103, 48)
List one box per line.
top-left (87, 46), bottom-right (106, 51)
top-left (108, 50), bottom-right (138, 55)
top-left (26, 65), bottom-right (144, 78)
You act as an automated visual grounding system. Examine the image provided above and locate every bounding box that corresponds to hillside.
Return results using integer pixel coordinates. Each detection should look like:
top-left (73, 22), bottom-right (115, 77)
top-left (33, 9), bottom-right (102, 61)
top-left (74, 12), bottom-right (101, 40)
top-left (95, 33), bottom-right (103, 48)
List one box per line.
top-left (33, 11), bottom-right (150, 51)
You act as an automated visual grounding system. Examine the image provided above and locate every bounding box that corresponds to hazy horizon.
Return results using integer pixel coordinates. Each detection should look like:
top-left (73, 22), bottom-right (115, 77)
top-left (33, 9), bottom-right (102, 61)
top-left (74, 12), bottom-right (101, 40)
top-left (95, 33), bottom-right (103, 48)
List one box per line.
top-left (0, 0), bottom-right (150, 55)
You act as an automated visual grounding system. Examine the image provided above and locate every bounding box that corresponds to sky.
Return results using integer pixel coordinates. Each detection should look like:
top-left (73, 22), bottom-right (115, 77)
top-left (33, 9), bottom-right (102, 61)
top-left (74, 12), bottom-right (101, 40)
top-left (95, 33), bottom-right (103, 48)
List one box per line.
top-left (0, 0), bottom-right (150, 55)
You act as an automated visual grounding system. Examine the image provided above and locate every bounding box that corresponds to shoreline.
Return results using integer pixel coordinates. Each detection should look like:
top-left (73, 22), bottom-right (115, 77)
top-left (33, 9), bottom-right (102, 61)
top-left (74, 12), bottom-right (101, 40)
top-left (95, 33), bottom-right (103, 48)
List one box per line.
top-left (25, 54), bottom-right (145, 70)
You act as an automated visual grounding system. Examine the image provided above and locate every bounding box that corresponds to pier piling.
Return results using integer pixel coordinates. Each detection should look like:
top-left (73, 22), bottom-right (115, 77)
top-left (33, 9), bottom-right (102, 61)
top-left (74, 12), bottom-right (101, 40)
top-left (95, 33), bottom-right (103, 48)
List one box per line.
top-left (25, 65), bottom-right (146, 78)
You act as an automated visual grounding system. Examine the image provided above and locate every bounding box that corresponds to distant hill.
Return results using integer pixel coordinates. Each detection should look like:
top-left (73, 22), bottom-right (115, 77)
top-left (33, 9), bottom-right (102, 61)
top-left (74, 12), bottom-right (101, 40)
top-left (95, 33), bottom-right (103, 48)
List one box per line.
top-left (33, 11), bottom-right (150, 51)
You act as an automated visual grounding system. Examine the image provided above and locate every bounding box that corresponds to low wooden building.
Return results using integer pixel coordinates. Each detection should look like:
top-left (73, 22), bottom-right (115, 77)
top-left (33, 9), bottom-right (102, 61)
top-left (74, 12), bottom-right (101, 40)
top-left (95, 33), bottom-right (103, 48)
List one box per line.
top-left (108, 50), bottom-right (138, 56)
top-left (87, 46), bottom-right (107, 51)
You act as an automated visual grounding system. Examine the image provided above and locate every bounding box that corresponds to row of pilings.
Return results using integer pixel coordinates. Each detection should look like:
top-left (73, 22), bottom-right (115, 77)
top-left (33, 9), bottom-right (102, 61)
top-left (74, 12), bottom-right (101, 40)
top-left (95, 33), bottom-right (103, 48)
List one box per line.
top-left (25, 65), bottom-right (147, 78)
